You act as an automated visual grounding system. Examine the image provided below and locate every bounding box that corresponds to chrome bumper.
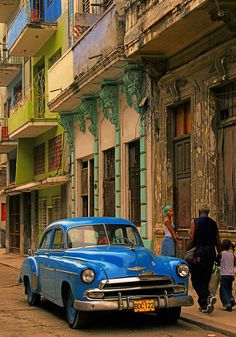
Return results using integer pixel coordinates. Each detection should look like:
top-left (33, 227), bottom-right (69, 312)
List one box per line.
top-left (73, 295), bottom-right (193, 311)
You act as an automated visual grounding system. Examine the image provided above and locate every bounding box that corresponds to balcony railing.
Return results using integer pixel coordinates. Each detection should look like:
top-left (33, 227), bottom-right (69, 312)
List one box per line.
top-left (0, 44), bottom-right (23, 65)
top-left (7, 0), bottom-right (61, 52)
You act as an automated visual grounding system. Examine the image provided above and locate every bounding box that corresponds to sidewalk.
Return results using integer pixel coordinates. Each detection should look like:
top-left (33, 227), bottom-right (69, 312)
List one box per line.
top-left (0, 248), bottom-right (235, 336)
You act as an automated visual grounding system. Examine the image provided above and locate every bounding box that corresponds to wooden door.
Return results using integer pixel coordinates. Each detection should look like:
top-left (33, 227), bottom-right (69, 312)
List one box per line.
top-left (103, 148), bottom-right (115, 216)
top-left (173, 101), bottom-right (191, 229)
top-left (9, 195), bottom-right (20, 253)
top-left (216, 82), bottom-right (236, 229)
top-left (128, 140), bottom-right (141, 227)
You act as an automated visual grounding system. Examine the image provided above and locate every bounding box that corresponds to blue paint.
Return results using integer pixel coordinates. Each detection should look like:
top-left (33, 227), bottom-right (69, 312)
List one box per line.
top-left (20, 216), bottom-right (193, 324)
top-left (7, 1), bottom-right (61, 50)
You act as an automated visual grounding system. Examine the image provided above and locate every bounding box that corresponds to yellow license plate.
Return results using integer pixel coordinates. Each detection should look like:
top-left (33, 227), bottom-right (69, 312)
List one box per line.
top-left (133, 299), bottom-right (155, 312)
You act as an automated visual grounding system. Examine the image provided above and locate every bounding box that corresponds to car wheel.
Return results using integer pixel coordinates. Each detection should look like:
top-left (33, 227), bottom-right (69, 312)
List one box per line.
top-left (156, 306), bottom-right (181, 324)
top-left (26, 278), bottom-right (40, 306)
top-left (66, 288), bottom-right (88, 329)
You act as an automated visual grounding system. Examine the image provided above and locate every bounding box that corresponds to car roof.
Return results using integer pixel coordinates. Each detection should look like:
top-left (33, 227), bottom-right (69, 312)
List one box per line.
top-left (47, 217), bottom-right (134, 231)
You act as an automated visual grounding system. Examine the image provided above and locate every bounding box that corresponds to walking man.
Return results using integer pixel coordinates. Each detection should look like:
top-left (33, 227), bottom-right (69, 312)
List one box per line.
top-left (187, 203), bottom-right (222, 313)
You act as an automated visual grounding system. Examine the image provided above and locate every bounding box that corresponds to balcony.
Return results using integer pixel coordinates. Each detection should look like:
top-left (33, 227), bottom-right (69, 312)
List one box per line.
top-left (124, 0), bottom-right (235, 60)
top-left (0, 0), bottom-right (19, 23)
top-left (0, 45), bottom-right (22, 86)
top-left (0, 126), bottom-right (17, 153)
top-left (48, 1), bottom-right (127, 112)
top-left (7, 1), bottom-right (60, 57)
top-left (7, 89), bottom-right (58, 138)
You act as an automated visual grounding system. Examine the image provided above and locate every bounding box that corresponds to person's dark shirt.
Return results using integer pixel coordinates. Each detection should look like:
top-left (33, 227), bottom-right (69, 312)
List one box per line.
top-left (194, 216), bottom-right (218, 247)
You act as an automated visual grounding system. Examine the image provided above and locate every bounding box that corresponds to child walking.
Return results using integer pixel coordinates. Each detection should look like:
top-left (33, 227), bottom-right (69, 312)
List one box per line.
top-left (219, 239), bottom-right (236, 312)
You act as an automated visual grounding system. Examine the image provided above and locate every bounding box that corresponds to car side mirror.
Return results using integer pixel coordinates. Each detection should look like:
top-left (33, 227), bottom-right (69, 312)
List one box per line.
top-left (28, 249), bottom-right (32, 256)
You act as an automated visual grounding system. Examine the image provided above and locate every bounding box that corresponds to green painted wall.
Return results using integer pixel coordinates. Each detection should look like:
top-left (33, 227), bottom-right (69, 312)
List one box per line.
top-left (38, 185), bottom-right (62, 239)
top-left (13, 12), bottom-right (68, 185)
top-left (15, 138), bottom-right (34, 184)
top-left (34, 126), bottom-right (65, 181)
top-left (32, 13), bottom-right (68, 118)
top-left (8, 99), bottom-right (33, 135)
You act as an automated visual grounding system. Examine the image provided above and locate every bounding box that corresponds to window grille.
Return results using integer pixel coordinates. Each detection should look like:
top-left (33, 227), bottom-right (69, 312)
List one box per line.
top-left (39, 198), bottom-right (47, 231)
top-left (34, 143), bottom-right (45, 175)
top-left (0, 169), bottom-right (6, 188)
top-left (215, 82), bottom-right (236, 121)
top-left (48, 135), bottom-right (62, 171)
top-left (52, 196), bottom-right (62, 221)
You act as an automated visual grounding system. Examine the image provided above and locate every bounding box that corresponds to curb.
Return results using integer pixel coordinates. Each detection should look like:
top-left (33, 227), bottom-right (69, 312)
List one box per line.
top-left (180, 316), bottom-right (236, 337)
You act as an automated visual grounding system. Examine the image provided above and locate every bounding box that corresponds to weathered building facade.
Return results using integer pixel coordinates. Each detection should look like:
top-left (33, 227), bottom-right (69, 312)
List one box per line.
top-left (0, 0), bottom-right (71, 254)
top-left (125, 0), bottom-right (236, 254)
top-left (48, 1), bottom-right (154, 249)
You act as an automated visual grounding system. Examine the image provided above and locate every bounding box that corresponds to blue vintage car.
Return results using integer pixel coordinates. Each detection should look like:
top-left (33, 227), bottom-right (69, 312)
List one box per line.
top-left (20, 217), bottom-right (193, 328)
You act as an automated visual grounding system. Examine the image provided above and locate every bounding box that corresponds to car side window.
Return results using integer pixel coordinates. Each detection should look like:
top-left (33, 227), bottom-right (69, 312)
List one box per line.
top-left (40, 230), bottom-right (52, 249)
top-left (51, 228), bottom-right (64, 250)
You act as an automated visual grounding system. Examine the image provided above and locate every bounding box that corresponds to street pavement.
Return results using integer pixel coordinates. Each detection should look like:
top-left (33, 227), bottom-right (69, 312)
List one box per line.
top-left (0, 248), bottom-right (235, 337)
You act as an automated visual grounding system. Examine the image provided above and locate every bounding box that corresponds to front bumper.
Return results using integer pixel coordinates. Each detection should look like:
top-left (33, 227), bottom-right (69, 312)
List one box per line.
top-left (73, 295), bottom-right (193, 311)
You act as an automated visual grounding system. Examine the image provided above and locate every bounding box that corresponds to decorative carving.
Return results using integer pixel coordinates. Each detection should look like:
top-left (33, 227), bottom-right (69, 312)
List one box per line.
top-left (83, 97), bottom-right (98, 137)
top-left (99, 81), bottom-right (119, 127)
top-left (123, 64), bottom-right (144, 113)
top-left (209, 51), bottom-right (235, 82)
top-left (73, 106), bottom-right (85, 132)
top-left (73, 96), bottom-right (98, 137)
top-left (167, 79), bottom-right (188, 103)
top-left (59, 114), bottom-right (74, 150)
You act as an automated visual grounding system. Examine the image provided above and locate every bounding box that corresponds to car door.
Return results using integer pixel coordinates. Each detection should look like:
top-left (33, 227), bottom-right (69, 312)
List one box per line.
top-left (35, 229), bottom-right (53, 299)
top-left (47, 227), bottom-right (65, 300)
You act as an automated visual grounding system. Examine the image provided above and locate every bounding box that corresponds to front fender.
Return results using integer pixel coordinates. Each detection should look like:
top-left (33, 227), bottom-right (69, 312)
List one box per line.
top-left (20, 257), bottom-right (39, 291)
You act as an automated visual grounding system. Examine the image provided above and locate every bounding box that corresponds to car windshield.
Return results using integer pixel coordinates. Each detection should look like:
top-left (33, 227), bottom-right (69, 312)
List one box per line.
top-left (67, 224), bottom-right (143, 248)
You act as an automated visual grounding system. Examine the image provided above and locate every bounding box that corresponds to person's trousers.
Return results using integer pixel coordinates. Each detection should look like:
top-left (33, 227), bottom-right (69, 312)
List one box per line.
top-left (161, 236), bottom-right (175, 256)
top-left (220, 275), bottom-right (235, 307)
top-left (191, 258), bottom-right (215, 308)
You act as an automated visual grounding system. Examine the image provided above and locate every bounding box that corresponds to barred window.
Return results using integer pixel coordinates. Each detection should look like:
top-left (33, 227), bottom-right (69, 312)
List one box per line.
top-left (34, 143), bottom-right (45, 175)
top-left (52, 196), bottom-right (61, 221)
top-left (0, 169), bottom-right (6, 188)
top-left (48, 135), bottom-right (62, 171)
top-left (39, 198), bottom-right (47, 231)
top-left (215, 82), bottom-right (236, 121)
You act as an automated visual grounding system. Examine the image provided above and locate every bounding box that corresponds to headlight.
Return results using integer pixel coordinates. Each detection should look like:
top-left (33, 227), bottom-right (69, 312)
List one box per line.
top-left (176, 263), bottom-right (189, 277)
top-left (81, 268), bottom-right (95, 283)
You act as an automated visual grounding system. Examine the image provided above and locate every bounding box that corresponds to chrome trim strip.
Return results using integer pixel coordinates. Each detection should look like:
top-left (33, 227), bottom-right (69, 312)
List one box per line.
top-left (42, 266), bottom-right (54, 272)
top-left (55, 269), bottom-right (78, 276)
top-left (127, 267), bottom-right (146, 271)
top-left (99, 276), bottom-right (172, 289)
top-left (73, 295), bottom-right (194, 311)
top-left (86, 284), bottom-right (186, 297)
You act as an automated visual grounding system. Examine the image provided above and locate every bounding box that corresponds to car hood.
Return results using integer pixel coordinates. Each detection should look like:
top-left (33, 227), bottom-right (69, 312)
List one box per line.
top-left (64, 246), bottom-right (174, 278)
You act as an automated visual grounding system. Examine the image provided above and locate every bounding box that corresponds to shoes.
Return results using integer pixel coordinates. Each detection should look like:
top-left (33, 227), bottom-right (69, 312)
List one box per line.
top-left (206, 295), bottom-right (216, 313)
top-left (226, 306), bottom-right (232, 312)
top-left (200, 306), bottom-right (209, 313)
top-left (230, 299), bottom-right (236, 307)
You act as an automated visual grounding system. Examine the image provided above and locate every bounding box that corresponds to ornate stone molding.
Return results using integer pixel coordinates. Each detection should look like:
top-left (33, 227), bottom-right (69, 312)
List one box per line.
top-left (99, 81), bottom-right (119, 127)
top-left (167, 79), bottom-right (188, 103)
top-left (74, 96), bottom-right (98, 137)
top-left (209, 51), bottom-right (236, 82)
top-left (59, 113), bottom-right (74, 150)
top-left (123, 63), bottom-right (144, 113)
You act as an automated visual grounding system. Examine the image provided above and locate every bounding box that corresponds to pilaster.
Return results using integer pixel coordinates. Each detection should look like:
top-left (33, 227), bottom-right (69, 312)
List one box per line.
top-left (99, 81), bottom-right (121, 217)
top-left (60, 113), bottom-right (75, 217)
top-left (123, 64), bottom-right (147, 237)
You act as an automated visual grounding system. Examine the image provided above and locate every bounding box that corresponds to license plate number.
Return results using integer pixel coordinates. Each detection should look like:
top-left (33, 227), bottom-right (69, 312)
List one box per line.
top-left (133, 299), bottom-right (155, 312)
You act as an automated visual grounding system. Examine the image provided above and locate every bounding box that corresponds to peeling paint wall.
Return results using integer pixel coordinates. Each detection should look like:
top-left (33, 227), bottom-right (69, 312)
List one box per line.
top-left (153, 39), bottom-right (236, 255)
